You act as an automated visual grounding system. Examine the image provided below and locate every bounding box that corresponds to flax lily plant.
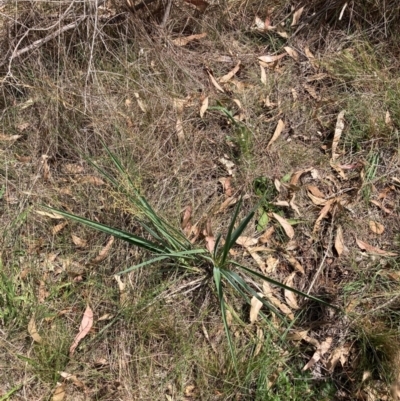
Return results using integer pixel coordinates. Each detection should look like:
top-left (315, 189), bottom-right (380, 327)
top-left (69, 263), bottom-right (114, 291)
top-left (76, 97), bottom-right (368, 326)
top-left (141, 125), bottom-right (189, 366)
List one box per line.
top-left (43, 144), bottom-right (334, 369)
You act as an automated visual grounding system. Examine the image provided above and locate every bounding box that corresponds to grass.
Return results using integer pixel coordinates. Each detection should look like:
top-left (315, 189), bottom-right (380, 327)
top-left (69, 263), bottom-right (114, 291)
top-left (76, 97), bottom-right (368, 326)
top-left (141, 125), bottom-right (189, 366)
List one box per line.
top-left (1, 0), bottom-right (400, 399)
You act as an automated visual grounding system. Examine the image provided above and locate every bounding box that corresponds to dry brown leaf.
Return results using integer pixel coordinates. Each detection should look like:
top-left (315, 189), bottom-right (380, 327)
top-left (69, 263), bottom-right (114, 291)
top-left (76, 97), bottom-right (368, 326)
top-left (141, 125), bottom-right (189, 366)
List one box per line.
top-left (332, 110), bottom-right (346, 160)
top-left (284, 272), bottom-right (299, 309)
top-left (181, 205), bottom-right (193, 230)
top-left (41, 154), bottom-right (51, 181)
top-left (330, 160), bottom-right (348, 180)
top-left (206, 67), bottom-right (225, 93)
top-left (313, 199), bottom-right (335, 233)
top-left (172, 32), bottom-right (207, 46)
top-left (0, 133), bottom-right (21, 141)
top-left (291, 6), bottom-right (304, 26)
top-left (370, 199), bottom-right (393, 214)
top-left (218, 196), bottom-right (238, 212)
top-left (356, 238), bottom-right (397, 257)
top-left (218, 177), bottom-right (233, 197)
top-left (266, 119), bottom-right (285, 150)
top-left (290, 168), bottom-right (312, 186)
top-left (259, 226), bottom-right (275, 244)
top-left (69, 305), bottom-right (94, 355)
top-left (284, 46), bottom-right (299, 61)
top-left (258, 54), bottom-right (286, 64)
top-left (246, 247), bottom-right (266, 272)
top-left (71, 234), bottom-right (87, 248)
top-left (199, 96), bottom-right (208, 118)
top-left (334, 225), bottom-right (346, 256)
top-left (79, 176), bottom-right (105, 186)
top-left (284, 254), bottom-right (305, 274)
top-left (174, 98), bottom-right (185, 142)
top-left (28, 317), bottom-right (42, 343)
top-left (263, 282), bottom-right (294, 320)
top-left (271, 213), bottom-right (294, 239)
top-left (91, 236), bottom-right (114, 264)
top-left (303, 337), bottom-right (332, 371)
top-left (287, 330), bottom-right (308, 342)
top-left (260, 64), bottom-right (267, 85)
top-left (114, 275), bottom-right (128, 306)
top-left (236, 236), bottom-right (258, 247)
top-left (303, 83), bottom-right (319, 100)
top-left (59, 372), bottom-right (85, 388)
top-left (219, 61), bottom-right (241, 83)
top-left (289, 195), bottom-right (301, 216)
top-left (134, 92), bottom-right (147, 112)
top-left (326, 344), bottom-right (350, 373)
top-left (308, 192), bottom-right (327, 206)
top-left (369, 220), bottom-right (385, 235)
top-left (250, 294), bottom-right (264, 323)
top-left (385, 110), bottom-right (393, 127)
top-left (52, 221), bottom-right (68, 235)
top-left (254, 326), bottom-right (264, 357)
top-left (307, 185), bottom-right (326, 198)
top-left (51, 384), bottom-right (66, 401)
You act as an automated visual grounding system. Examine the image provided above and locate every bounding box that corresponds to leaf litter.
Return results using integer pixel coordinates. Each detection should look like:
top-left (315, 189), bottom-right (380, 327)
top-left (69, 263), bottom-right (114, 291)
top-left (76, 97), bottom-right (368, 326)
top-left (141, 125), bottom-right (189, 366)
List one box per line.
top-left (69, 305), bottom-right (94, 356)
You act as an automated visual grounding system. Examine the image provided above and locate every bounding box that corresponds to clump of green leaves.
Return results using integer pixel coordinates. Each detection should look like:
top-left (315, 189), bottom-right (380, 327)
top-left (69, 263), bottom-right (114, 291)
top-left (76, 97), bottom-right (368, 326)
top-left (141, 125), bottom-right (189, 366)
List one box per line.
top-left (43, 143), bottom-right (333, 368)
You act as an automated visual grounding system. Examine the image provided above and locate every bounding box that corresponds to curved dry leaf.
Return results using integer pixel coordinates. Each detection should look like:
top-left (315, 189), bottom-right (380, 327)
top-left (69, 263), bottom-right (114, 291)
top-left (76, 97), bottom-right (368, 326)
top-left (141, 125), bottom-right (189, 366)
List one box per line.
top-left (199, 96), bottom-right (209, 117)
top-left (369, 220), bottom-right (385, 235)
top-left (284, 254), bottom-right (305, 274)
top-left (291, 6), bottom-right (304, 26)
top-left (284, 272), bottom-right (299, 309)
top-left (284, 46), bottom-right (299, 61)
top-left (250, 294), bottom-right (264, 323)
top-left (266, 119), bottom-right (285, 150)
top-left (303, 337), bottom-right (332, 371)
top-left (271, 213), bottom-right (294, 239)
top-left (51, 384), bottom-right (66, 401)
top-left (334, 225), bottom-right (346, 256)
top-left (203, 219), bottom-right (215, 253)
top-left (307, 184), bottom-right (326, 198)
top-left (59, 372), bottom-right (85, 388)
top-left (303, 83), bottom-right (319, 100)
top-left (236, 236), bottom-right (258, 247)
top-left (263, 282), bottom-right (294, 320)
top-left (206, 67), bottom-right (225, 93)
top-left (313, 199), bottom-right (335, 233)
top-left (290, 168), bottom-right (312, 186)
top-left (332, 110), bottom-right (345, 160)
top-left (219, 61), bottom-right (241, 83)
top-left (308, 192), bottom-right (327, 206)
top-left (181, 205), bottom-right (192, 231)
top-left (258, 54), bottom-right (286, 64)
top-left (218, 177), bottom-right (233, 197)
top-left (370, 199), bottom-right (393, 214)
top-left (326, 344), bottom-right (350, 373)
top-left (28, 317), bottom-right (42, 343)
top-left (91, 236), bottom-right (114, 264)
top-left (172, 32), bottom-right (206, 46)
top-left (259, 226), bottom-right (275, 244)
top-left (69, 305), bottom-right (94, 355)
top-left (356, 238), bottom-right (397, 257)
top-left (71, 234), bottom-right (87, 248)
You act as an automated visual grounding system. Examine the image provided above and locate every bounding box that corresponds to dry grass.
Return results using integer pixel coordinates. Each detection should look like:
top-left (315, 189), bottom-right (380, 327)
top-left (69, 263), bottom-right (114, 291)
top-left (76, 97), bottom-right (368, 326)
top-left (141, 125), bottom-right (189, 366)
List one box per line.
top-left (1, 0), bottom-right (400, 400)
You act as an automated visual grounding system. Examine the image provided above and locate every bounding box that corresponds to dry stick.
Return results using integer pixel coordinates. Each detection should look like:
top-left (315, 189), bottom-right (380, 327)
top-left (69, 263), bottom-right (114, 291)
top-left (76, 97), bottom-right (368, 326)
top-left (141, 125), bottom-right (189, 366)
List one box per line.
top-left (0, 15), bottom-right (87, 68)
top-left (160, 0), bottom-right (173, 28)
top-left (307, 206), bottom-right (336, 295)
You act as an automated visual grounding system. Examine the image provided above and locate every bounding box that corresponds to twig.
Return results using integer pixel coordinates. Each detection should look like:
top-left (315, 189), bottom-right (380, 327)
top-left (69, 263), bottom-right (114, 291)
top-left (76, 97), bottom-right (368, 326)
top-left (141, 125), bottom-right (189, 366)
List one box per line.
top-left (161, 0), bottom-right (173, 28)
top-left (0, 15), bottom-right (86, 68)
top-left (307, 207), bottom-right (336, 295)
